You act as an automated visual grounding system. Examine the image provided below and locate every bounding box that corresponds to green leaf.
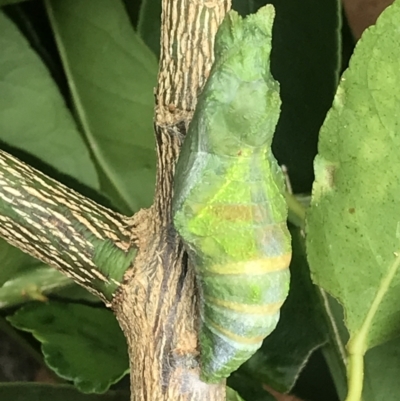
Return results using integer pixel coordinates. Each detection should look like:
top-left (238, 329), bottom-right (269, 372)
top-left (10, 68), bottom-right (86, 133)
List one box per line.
top-left (323, 298), bottom-right (400, 401)
top-left (137, 0), bottom-right (162, 57)
top-left (363, 336), bottom-right (400, 401)
top-left (0, 383), bottom-right (129, 401)
top-left (0, 0), bottom-right (29, 6)
top-left (45, 0), bottom-right (158, 213)
top-left (53, 282), bottom-right (101, 304)
top-left (0, 238), bottom-right (40, 287)
top-left (0, 11), bottom-right (99, 189)
top-left (226, 387), bottom-right (247, 401)
top-left (0, 263), bottom-right (99, 309)
top-left (318, 295), bottom-right (348, 400)
top-left (307, 5), bottom-right (400, 399)
top-left (0, 264), bottom-right (72, 308)
top-left (7, 301), bottom-right (129, 393)
top-left (307, 0), bottom-right (400, 352)
top-left (227, 377), bottom-right (276, 401)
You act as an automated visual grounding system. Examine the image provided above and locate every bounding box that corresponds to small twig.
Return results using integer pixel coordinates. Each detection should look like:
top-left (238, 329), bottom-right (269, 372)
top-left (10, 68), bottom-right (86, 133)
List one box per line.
top-left (0, 150), bottom-right (138, 304)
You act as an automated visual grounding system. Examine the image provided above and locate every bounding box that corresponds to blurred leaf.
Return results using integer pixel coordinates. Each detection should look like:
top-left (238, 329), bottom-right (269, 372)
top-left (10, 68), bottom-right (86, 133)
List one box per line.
top-left (227, 376), bottom-right (276, 401)
top-left (227, 387), bottom-right (246, 401)
top-left (307, 0), bottom-right (400, 352)
top-left (0, 11), bottom-right (99, 189)
top-left (319, 294), bottom-right (348, 400)
top-left (7, 302), bottom-right (129, 393)
top-left (0, 238), bottom-right (39, 287)
top-left (0, 265), bottom-right (98, 309)
top-left (363, 336), bottom-right (400, 401)
top-left (137, 0), bottom-right (161, 57)
top-left (0, 314), bottom-right (45, 369)
top-left (45, 0), bottom-right (158, 214)
top-left (53, 282), bottom-right (101, 304)
top-left (263, 385), bottom-right (306, 401)
top-left (0, 0), bottom-right (29, 6)
top-left (230, 228), bottom-right (327, 394)
top-left (0, 383), bottom-right (129, 401)
top-left (290, 350), bottom-right (339, 401)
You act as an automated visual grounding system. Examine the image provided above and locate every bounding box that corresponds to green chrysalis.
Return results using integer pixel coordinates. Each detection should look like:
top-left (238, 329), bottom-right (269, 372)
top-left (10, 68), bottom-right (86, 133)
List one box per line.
top-left (172, 5), bottom-right (292, 383)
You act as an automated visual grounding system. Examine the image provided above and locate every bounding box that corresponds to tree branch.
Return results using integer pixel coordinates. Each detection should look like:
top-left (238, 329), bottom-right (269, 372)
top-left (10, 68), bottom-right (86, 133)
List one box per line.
top-left (154, 0), bottom-right (231, 224)
top-left (0, 149), bottom-right (138, 304)
top-left (114, 1), bottom-right (231, 400)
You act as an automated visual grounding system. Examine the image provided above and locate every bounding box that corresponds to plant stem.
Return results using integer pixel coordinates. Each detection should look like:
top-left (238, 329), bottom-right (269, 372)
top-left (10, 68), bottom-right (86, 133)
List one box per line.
top-left (345, 340), bottom-right (364, 401)
top-left (344, 251), bottom-right (400, 401)
top-left (0, 150), bottom-right (137, 303)
top-left (286, 192), bottom-right (307, 229)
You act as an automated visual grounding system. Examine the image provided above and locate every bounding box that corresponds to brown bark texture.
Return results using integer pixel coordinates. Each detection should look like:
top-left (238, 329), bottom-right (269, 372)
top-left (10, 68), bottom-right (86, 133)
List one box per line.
top-left (113, 0), bottom-right (231, 400)
top-left (0, 150), bottom-right (138, 304)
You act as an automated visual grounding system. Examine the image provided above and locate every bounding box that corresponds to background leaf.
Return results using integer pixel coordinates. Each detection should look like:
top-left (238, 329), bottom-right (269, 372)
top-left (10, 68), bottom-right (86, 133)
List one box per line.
top-left (0, 11), bottom-right (99, 189)
top-left (0, 238), bottom-right (40, 287)
top-left (307, 0), bottom-right (400, 351)
top-left (0, 0), bottom-right (29, 6)
top-left (362, 336), bottom-right (400, 401)
top-left (136, 0), bottom-right (161, 57)
top-left (7, 302), bottom-right (129, 393)
top-left (226, 387), bottom-right (247, 401)
top-left (45, 0), bottom-right (158, 214)
top-left (0, 264), bottom-right (101, 309)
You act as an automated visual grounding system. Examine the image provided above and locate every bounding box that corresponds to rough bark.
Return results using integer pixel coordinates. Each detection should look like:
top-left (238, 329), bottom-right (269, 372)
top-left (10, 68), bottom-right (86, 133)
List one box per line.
top-left (0, 149), bottom-right (138, 305)
top-left (113, 0), bottom-right (231, 400)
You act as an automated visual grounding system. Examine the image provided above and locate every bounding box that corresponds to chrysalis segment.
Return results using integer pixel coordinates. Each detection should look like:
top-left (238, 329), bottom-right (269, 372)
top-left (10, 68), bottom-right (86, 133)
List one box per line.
top-left (172, 5), bottom-right (292, 383)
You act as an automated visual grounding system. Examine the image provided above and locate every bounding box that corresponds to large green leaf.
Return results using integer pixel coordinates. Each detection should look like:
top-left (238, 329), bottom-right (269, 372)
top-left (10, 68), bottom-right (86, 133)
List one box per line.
top-left (0, 11), bottom-right (99, 189)
top-left (307, 0), bottom-right (400, 352)
top-left (7, 302), bottom-right (129, 393)
top-left (45, 0), bottom-right (158, 213)
top-left (307, 1), bottom-right (400, 398)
